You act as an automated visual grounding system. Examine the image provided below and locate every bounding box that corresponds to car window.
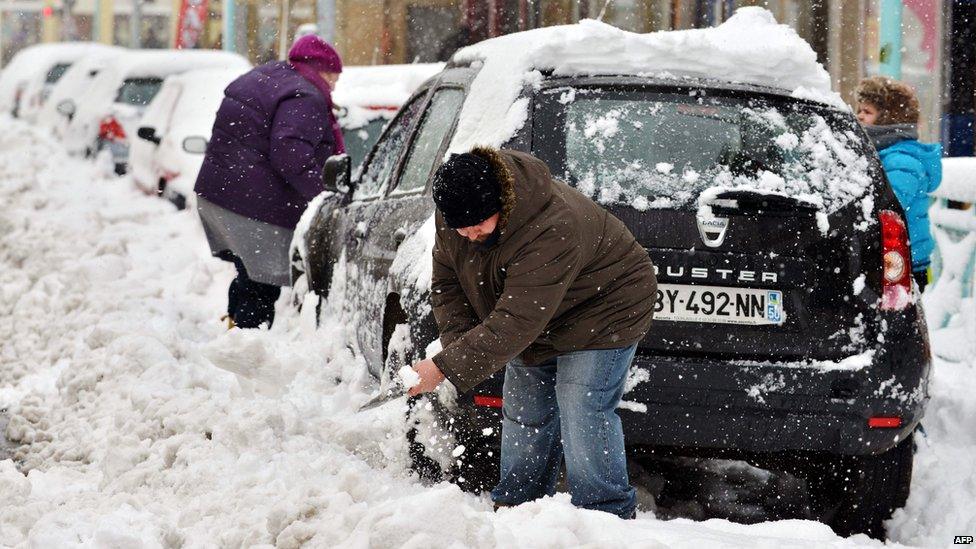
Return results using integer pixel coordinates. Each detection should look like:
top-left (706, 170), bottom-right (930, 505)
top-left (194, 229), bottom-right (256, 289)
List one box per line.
top-left (355, 95), bottom-right (426, 200)
top-left (116, 78), bottom-right (164, 106)
top-left (343, 117), bottom-right (389, 175)
top-left (45, 63), bottom-right (71, 84)
top-left (390, 88), bottom-right (465, 195)
top-left (538, 87), bottom-right (872, 214)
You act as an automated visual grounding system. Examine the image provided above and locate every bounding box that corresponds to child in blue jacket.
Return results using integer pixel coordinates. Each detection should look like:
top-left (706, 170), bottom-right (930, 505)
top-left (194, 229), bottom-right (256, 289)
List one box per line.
top-left (856, 76), bottom-right (943, 292)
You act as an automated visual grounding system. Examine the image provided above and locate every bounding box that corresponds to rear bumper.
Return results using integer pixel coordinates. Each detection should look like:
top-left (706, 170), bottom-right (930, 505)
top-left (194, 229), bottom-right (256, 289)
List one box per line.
top-left (615, 348), bottom-right (926, 456)
top-left (97, 139), bottom-right (130, 168)
top-left (456, 311), bottom-right (930, 458)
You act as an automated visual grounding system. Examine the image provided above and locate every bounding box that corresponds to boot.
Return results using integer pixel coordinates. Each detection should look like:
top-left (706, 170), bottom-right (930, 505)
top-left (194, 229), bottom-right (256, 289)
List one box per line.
top-left (220, 314), bottom-right (236, 330)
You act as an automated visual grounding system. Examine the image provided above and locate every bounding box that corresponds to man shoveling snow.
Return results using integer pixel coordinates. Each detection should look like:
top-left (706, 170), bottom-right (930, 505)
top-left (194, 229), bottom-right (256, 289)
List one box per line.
top-left (406, 147), bottom-right (657, 518)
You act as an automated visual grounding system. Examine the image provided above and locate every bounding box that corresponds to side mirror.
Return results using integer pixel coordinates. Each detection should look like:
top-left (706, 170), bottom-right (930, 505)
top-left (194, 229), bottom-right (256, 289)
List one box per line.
top-left (322, 154), bottom-right (352, 194)
top-left (137, 126), bottom-right (161, 145)
top-left (182, 136), bottom-right (209, 154)
top-left (56, 99), bottom-right (75, 119)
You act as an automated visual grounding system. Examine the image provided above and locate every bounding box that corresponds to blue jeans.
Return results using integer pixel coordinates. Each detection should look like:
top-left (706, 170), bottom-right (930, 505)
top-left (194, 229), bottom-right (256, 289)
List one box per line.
top-left (490, 344), bottom-right (638, 518)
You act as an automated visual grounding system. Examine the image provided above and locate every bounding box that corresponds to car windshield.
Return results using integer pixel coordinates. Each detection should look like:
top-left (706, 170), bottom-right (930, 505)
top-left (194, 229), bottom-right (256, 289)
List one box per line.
top-left (116, 78), bottom-right (164, 106)
top-left (45, 63), bottom-right (71, 84)
top-left (538, 87), bottom-right (874, 213)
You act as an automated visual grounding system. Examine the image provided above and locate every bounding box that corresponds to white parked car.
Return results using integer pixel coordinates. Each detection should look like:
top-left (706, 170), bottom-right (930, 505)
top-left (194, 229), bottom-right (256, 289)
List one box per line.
top-left (131, 62), bottom-right (441, 209)
top-left (36, 48), bottom-right (124, 139)
top-left (130, 67), bottom-right (248, 208)
top-left (0, 42), bottom-right (115, 120)
top-left (60, 49), bottom-right (250, 174)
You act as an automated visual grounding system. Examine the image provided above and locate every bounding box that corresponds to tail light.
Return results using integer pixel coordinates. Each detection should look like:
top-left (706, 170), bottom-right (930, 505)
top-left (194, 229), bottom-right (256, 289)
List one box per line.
top-left (879, 210), bottom-right (912, 310)
top-left (868, 416), bottom-right (902, 428)
top-left (98, 116), bottom-right (126, 143)
top-left (473, 395), bottom-right (503, 408)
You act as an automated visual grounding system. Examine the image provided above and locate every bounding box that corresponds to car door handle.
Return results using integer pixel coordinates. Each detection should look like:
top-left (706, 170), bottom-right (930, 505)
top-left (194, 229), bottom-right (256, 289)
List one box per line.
top-left (393, 229), bottom-right (408, 247)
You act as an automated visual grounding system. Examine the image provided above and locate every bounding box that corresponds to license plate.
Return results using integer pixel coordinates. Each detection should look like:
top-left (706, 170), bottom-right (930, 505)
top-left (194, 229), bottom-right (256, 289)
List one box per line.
top-left (654, 284), bottom-right (785, 325)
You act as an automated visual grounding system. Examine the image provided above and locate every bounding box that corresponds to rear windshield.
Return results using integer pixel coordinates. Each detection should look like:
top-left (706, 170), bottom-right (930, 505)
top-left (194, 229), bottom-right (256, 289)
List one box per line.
top-left (116, 78), bottom-right (164, 106)
top-left (535, 86), bottom-right (875, 213)
top-left (45, 63), bottom-right (71, 84)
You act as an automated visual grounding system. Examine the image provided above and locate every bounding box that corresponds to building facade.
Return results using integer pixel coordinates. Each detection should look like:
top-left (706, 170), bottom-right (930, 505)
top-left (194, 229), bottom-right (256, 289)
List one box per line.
top-left (0, 0), bottom-right (971, 151)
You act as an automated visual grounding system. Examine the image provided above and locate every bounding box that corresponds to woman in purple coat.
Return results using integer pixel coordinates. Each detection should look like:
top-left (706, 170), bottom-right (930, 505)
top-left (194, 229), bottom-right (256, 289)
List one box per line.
top-left (195, 36), bottom-right (345, 329)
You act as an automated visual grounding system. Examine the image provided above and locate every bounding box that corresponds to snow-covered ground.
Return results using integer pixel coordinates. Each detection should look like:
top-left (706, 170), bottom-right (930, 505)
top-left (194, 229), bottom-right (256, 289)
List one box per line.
top-left (0, 119), bottom-right (973, 547)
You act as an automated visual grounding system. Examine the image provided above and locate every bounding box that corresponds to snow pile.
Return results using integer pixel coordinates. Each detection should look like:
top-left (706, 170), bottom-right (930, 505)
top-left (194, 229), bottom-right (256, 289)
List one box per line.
top-left (449, 7), bottom-right (842, 154)
top-left (0, 118), bottom-right (973, 547)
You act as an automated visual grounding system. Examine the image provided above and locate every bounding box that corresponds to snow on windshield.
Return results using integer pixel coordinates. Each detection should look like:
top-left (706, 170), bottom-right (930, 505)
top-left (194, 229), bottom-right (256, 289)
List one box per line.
top-left (448, 7), bottom-right (844, 156)
top-left (555, 91), bottom-right (873, 215)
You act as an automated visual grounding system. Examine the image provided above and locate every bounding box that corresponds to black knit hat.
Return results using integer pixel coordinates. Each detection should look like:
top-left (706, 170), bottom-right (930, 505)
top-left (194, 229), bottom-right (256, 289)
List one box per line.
top-left (432, 153), bottom-right (501, 229)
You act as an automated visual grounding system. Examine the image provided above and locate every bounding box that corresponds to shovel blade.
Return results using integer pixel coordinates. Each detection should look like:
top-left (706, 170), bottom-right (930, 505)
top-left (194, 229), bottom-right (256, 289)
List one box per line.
top-left (358, 376), bottom-right (407, 411)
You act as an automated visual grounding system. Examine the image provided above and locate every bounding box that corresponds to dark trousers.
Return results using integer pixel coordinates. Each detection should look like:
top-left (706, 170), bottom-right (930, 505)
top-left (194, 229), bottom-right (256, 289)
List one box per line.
top-left (224, 253), bottom-right (281, 328)
top-left (913, 270), bottom-right (928, 293)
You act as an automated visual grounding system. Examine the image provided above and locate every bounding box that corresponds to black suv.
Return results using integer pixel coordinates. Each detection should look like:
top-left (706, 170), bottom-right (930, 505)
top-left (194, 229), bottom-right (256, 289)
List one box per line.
top-left (293, 64), bottom-right (930, 540)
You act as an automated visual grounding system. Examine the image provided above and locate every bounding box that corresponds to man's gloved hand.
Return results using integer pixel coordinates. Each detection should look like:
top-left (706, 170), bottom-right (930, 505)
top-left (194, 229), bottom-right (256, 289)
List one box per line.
top-left (407, 358), bottom-right (446, 396)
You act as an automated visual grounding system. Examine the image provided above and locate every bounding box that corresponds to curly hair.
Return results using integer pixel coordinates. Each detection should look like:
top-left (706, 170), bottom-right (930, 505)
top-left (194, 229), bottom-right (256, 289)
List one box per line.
top-left (855, 76), bottom-right (920, 125)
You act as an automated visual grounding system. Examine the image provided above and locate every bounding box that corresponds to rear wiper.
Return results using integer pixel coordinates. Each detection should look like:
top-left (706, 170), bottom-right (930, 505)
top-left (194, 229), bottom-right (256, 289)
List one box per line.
top-left (704, 190), bottom-right (819, 216)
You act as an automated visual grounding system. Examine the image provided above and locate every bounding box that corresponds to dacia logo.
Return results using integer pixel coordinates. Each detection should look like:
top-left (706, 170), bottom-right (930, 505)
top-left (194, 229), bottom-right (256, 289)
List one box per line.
top-left (697, 214), bottom-right (729, 248)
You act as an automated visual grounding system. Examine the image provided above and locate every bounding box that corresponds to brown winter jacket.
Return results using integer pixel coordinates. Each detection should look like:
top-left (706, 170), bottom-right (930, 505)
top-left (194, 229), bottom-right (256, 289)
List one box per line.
top-left (430, 148), bottom-right (657, 394)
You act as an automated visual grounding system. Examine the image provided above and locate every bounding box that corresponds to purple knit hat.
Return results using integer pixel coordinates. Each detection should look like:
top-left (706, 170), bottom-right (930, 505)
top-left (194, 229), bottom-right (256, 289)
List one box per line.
top-left (288, 35), bottom-right (343, 73)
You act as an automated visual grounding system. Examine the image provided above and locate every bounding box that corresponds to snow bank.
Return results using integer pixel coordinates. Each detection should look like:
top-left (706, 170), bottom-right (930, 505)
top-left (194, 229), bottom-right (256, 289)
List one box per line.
top-left (449, 7), bottom-right (842, 154)
top-left (0, 118), bottom-right (971, 547)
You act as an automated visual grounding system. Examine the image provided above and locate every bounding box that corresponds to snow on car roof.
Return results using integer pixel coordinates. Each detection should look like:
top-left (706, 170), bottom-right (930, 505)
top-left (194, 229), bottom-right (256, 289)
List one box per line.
top-left (445, 7), bottom-right (868, 222)
top-left (332, 63), bottom-right (444, 109)
top-left (448, 7), bottom-right (843, 155)
top-left (0, 42), bottom-right (117, 112)
top-left (106, 49), bottom-right (251, 80)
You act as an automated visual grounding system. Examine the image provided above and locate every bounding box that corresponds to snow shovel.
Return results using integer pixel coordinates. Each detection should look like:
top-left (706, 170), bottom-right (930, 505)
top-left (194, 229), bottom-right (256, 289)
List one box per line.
top-left (359, 376), bottom-right (407, 412)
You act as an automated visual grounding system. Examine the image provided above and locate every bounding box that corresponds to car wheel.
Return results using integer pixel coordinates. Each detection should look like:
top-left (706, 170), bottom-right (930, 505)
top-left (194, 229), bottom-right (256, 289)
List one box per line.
top-left (169, 193), bottom-right (187, 211)
top-left (803, 431), bottom-right (915, 540)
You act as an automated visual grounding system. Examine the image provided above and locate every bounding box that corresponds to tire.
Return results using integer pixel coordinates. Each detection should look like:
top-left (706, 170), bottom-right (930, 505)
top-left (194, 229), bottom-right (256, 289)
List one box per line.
top-left (805, 432), bottom-right (915, 540)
